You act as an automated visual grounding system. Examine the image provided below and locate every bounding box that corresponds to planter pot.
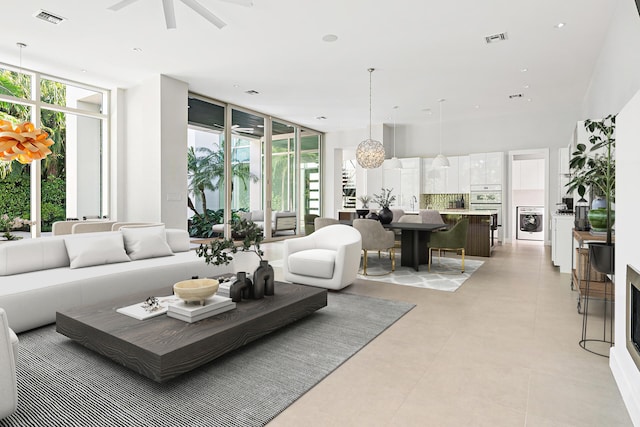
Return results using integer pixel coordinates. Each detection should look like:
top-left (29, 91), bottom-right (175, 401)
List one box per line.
top-left (378, 207), bottom-right (393, 224)
top-left (591, 197), bottom-right (607, 210)
top-left (588, 242), bottom-right (615, 275)
top-left (587, 208), bottom-right (615, 233)
top-left (230, 272), bottom-right (253, 302)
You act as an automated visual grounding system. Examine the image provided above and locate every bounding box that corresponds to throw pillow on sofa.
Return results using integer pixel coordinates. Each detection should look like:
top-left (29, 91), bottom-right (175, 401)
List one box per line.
top-left (121, 225), bottom-right (174, 260)
top-left (64, 233), bottom-right (131, 269)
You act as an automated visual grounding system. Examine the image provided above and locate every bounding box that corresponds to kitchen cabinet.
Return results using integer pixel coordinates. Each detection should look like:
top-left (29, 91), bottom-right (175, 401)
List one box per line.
top-left (551, 214), bottom-right (574, 273)
top-left (559, 147), bottom-right (570, 175)
top-left (382, 157), bottom-right (421, 210)
top-left (422, 156), bottom-right (469, 194)
top-left (470, 152), bottom-right (504, 185)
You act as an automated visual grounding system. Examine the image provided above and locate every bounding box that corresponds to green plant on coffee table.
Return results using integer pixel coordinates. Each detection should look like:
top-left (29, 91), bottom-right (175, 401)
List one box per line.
top-left (196, 218), bottom-right (264, 266)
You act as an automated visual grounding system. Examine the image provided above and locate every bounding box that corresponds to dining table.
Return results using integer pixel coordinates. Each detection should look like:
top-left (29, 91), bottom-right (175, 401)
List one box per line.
top-left (383, 222), bottom-right (447, 271)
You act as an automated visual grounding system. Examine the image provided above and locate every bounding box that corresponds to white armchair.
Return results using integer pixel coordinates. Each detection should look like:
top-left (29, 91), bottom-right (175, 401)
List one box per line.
top-left (0, 308), bottom-right (18, 419)
top-left (283, 224), bottom-right (362, 290)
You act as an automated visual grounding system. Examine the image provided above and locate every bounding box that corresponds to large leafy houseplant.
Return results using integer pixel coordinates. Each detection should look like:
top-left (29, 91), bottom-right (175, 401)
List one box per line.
top-left (566, 114), bottom-right (615, 247)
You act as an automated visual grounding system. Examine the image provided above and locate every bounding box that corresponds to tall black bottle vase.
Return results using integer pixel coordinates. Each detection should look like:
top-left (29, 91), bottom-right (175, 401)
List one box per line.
top-left (254, 260), bottom-right (275, 297)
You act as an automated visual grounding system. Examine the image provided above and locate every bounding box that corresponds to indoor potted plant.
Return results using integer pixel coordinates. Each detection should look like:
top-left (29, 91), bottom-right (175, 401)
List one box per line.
top-left (356, 195), bottom-right (371, 218)
top-left (566, 114), bottom-right (615, 273)
top-left (372, 188), bottom-right (396, 224)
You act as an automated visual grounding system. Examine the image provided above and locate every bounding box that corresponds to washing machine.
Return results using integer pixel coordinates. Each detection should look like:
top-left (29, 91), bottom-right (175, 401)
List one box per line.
top-left (517, 206), bottom-right (544, 241)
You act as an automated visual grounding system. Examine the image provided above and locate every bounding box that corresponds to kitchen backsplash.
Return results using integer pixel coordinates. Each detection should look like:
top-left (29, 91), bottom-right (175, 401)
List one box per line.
top-left (421, 193), bottom-right (470, 210)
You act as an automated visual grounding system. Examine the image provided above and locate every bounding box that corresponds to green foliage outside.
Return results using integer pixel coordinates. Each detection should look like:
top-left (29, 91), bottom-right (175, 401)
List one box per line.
top-left (0, 69), bottom-right (68, 229)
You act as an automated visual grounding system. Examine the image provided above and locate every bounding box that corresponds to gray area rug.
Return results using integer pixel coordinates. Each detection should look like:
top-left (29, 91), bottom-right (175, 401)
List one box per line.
top-left (1, 293), bottom-right (413, 427)
top-left (358, 254), bottom-right (484, 292)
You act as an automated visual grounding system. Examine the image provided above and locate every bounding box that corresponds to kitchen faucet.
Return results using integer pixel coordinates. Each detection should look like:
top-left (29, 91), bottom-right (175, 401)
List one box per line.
top-left (410, 195), bottom-right (417, 211)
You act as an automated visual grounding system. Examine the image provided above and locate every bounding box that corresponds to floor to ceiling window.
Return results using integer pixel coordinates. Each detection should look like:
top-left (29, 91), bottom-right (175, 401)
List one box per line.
top-left (0, 64), bottom-right (108, 235)
top-left (187, 93), bottom-right (322, 240)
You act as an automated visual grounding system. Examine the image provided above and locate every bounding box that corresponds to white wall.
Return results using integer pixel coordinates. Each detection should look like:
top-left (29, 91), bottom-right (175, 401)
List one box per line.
top-left (123, 74), bottom-right (188, 229)
top-left (579, 1), bottom-right (640, 424)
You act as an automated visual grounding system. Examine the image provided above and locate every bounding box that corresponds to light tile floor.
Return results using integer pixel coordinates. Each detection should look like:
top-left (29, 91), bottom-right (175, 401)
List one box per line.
top-left (263, 240), bottom-right (632, 427)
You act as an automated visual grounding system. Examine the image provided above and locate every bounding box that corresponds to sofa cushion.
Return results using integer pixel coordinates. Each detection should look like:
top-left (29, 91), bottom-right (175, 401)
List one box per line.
top-left (64, 233), bottom-right (131, 269)
top-left (121, 225), bottom-right (174, 260)
top-left (287, 249), bottom-right (335, 279)
top-left (251, 210), bottom-right (264, 222)
top-left (0, 236), bottom-right (70, 276)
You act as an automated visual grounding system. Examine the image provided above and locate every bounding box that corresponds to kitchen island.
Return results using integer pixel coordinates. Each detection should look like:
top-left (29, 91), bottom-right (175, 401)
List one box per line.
top-left (440, 210), bottom-right (498, 257)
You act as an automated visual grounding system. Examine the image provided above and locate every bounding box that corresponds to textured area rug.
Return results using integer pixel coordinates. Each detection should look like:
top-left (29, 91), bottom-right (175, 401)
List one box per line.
top-left (1, 293), bottom-right (413, 427)
top-left (358, 254), bottom-right (484, 292)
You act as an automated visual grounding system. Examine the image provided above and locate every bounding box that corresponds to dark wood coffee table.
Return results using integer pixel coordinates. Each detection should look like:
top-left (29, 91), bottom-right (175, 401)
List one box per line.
top-left (56, 281), bottom-right (327, 382)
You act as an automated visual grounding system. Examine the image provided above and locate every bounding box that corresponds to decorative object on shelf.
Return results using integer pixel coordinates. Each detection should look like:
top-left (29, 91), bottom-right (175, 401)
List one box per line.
top-left (385, 106), bottom-right (402, 169)
top-left (574, 197), bottom-right (590, 231)
top-left (357, 195), bottom-right (371, 209)
top-left (173, 278), bottom-right (220, 305)
top-left (230, 272), bottom-right (253, 302)
top-left (0, 215), bottom-right (31, 240)
top-left (566, 114), bottom-right (616, 242)
top-left (591, 196), bottom-right (606, 210)
top-left (433, 99), bottom-right (450, 169)
top-left (254, 260), bottom-right (275, 297)
top-left (355, 68), bottom-right (385, 169)
top-left (373, 188), bottom-right (397, 224)
top-left (355, 209), bottom-right (370, 219)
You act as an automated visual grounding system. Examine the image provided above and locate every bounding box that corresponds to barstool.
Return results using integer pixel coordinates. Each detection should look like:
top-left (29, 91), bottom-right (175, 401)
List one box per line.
top-left (579, 242), bottom-right (615, 357)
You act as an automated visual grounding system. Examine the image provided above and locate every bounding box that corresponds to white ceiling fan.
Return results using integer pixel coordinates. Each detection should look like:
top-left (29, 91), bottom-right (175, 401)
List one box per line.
top-left (108, 0), bottom-right (253, 30)
top-left (231, 124), bottom-right (254, 134)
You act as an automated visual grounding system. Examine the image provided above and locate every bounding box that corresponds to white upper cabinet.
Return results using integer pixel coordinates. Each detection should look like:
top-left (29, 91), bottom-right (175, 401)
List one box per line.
top-left (470, 152), bottom-right (504, 185)
top-left (382, 157), bottom-right (421, 210)
top-left (422, 156), bottom-right (470, 194)
top-left (458, 156), bottom-right (470, 193)
top-left (559, 147), bottom-right (570, 175)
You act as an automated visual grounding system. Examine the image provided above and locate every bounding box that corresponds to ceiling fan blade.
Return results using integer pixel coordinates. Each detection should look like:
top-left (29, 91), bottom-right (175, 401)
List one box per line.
top-left (218, 0), bottom-right (253, 7)
top-left (180, 0), bottom-right (227, 29)
top-left (162, 0), bottom-right (177, 29)
top-left (107, 0), bottom-right (141, 11)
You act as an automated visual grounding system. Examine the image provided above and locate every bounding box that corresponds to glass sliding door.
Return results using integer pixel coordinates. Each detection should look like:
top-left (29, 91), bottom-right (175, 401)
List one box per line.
top-left (231, 109), bottom-right (263, 219)
top-left (187, 96), bottom-right (225, 238)
top-left (299, 130), bottom-right (321, 231)
top-left (271, 120), bottom-right (297, 236)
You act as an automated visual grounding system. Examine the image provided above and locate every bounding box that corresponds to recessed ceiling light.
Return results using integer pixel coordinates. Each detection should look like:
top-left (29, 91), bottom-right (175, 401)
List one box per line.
top-left (475, 105), bottom-right (480, 109)
top-left (132, 47), bottom-right (142, 52)
top-left (81, 69), bottom-right (87, 73)
top-left (322, 34), bottom-right (338, 42)
top-left (233, 84), bottom-right (239, 88)
top-left (527, 98), bottom-right (532, 102)
top-left (34, 9), bottom-right (66, 25)
top-left (520, 68), bottom-right (528, 72)
top-left (555, 22), bottom-right (566, 29)
top-left (523, 84), bottom-right (530, 89)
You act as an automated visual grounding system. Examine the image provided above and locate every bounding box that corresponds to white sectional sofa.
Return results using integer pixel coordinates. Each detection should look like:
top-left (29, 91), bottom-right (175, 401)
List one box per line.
top-left (0, 226), bottom-right (231, 333)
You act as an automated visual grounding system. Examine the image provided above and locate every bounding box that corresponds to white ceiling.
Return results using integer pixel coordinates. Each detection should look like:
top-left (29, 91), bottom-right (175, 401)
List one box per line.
top-left (1, 0), bottom-right (618, 133)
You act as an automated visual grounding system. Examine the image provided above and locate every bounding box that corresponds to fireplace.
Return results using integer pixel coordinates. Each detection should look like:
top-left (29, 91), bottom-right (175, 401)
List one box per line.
top-left (627, 265), bottom-right (640, 370)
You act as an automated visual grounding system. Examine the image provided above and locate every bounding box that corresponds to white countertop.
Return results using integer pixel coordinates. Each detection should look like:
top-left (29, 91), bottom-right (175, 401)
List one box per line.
top-left (440, 209), bottom-right (497, 216)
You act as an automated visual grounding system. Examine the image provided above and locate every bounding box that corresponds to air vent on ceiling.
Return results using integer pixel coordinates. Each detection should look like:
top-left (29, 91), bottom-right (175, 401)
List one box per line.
top-left (509, 93), bottom-right (524, 99)
top-left (34, 9), bottom-right (66, 25)
top-left (485, 32), bottom-right (508, 44)
top-left (245, 90), bottom-right (259, 95)
top-left (315, 116), bottom-right (327, 120)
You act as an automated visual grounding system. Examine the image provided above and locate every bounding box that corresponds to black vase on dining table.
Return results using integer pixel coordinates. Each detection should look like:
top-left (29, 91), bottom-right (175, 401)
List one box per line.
top-left (378, 207), bottom-right (393, 225)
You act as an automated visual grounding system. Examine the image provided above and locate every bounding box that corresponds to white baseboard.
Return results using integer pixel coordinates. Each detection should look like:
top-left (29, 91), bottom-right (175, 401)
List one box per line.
top-left (610, 346), bottom-right (640, 426)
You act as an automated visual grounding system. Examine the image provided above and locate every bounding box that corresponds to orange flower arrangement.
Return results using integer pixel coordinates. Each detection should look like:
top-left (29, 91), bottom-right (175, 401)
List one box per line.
top-left (0, 119), bottom-right (54, 164)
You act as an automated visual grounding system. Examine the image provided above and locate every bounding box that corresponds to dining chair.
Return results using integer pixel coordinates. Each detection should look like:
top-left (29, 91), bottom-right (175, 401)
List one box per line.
top-left (352, 219), bottom-right (396, 275)
top-left (314, 217), bottom-right (339, 230)
top-left (428, 218), bottom-right (469, 273)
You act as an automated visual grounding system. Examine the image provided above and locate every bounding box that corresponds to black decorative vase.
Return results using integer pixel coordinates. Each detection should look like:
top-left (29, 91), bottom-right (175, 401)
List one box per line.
top-left (588, 242), bottom-right (615, 275)
top-left (230, 272), bottom-right (253, 302)
top-left (366, 212), bottom-right (379, 221)
top-left (378, 207), bottom-right (393, 224)
top-left (253, 260), bottom-right (275, 298)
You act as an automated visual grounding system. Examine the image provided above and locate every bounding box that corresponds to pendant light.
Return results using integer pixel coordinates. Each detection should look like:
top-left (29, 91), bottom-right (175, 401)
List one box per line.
top-left (356, 68), bottom-right (385, 169)
top-left (385, 105), bottom-right (402, 169)
top-left (433, 98), bottom-right (450, 168)
top-left (0, 43), bottom-right (54, 164)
